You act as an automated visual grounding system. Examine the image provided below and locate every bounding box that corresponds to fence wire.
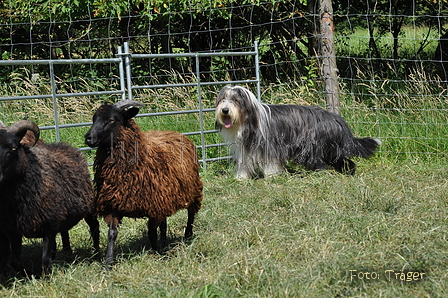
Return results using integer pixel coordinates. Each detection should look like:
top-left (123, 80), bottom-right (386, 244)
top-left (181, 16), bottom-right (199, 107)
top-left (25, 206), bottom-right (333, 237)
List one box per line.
top-left (0, 0), bottom-right (447, 163)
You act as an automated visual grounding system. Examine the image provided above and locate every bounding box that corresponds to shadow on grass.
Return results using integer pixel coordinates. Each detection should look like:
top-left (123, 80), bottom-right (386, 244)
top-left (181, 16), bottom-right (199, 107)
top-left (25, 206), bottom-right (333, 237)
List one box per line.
top-left (112, 229), bottom-right (195, 262)
top-left (0, 240), bottom-right (100, 287)
top-left (0, 229), bottom-right (195, 286)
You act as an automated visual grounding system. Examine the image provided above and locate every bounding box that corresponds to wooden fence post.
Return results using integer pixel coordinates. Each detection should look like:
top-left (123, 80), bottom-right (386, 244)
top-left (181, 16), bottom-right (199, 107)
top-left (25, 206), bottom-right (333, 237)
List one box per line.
top-left (319, 0), bottom-right (340, 115)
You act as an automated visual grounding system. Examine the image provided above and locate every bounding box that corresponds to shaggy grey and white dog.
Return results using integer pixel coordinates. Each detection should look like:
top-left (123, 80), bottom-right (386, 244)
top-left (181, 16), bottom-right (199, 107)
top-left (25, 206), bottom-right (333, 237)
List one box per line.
top-left (215, 85), bottom-right (381, 179)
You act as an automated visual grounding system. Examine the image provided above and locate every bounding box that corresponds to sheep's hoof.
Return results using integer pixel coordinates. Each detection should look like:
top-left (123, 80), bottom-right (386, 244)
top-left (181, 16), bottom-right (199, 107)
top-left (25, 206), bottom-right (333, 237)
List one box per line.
top-left (157, 247), bottom-right (168, 255)
top-left (102, 263), bottom-right (114, 271)
top-left (62, 246), bottom-right (73, 254)
top-left (184, 230), bottom-right (194, 240)
top-left (103, 256), bottom-right (115, 271)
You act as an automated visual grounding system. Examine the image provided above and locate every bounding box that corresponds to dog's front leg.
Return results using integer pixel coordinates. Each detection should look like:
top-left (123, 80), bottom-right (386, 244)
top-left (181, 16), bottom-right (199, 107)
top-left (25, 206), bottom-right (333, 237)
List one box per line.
top-left (262, 159), bottom-right (285, 176)
top-left (235, 162), bottom-right (251, 180)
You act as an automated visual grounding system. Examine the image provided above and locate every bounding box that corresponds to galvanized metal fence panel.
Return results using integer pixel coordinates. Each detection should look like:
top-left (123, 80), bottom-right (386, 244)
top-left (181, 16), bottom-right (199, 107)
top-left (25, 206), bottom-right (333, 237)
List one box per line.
top-left (0, 43), bottom-right (260, 170)
top-left (0, 57), bottom-right (125, 143)
top-left (120, 42), bottom-right (260, 170)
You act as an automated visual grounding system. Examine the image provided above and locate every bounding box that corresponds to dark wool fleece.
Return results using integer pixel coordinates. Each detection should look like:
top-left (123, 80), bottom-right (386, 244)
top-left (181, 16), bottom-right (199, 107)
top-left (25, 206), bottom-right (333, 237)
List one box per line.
top-left (0, 142), bottom-right (95, 238)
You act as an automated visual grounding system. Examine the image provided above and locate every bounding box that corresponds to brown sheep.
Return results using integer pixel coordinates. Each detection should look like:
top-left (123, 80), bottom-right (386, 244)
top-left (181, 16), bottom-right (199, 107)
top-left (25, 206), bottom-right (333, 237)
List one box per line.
top-left (84, 100), bottom-right (203, 267)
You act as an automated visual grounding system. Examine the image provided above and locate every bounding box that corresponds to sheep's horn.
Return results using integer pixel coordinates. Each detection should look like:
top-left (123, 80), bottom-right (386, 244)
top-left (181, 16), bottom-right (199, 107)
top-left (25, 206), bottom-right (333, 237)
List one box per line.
top-left (113, 100), bottom-right (144, 111)
top-left (7, 120), bottom-right (40, 147)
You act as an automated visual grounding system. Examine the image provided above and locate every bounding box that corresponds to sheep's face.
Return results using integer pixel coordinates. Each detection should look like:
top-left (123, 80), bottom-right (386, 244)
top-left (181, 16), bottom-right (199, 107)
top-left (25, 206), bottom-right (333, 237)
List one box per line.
top-left (0, 131), bottom-right (21, 186)
top-left (85, 103), bottom-right (139, 148)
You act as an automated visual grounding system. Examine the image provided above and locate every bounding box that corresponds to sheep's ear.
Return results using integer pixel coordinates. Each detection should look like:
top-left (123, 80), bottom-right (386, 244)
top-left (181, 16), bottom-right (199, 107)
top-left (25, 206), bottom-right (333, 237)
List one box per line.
top-left (15, 130), bottom-right (28, 142)
top-left (8, 120), bottom-right (40, 147)
top-left (123, 107), bottom-right (140, 120)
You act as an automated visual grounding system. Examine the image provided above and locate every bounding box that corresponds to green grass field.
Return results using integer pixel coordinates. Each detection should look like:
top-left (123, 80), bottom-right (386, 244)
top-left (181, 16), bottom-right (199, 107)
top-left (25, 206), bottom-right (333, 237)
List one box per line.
top-left (0, 159), bottom-right (447, 297)
top-left (0, 79), bottom-right (447, 298)
top-left (335, 25), bottom-right (440, 60)
top-left (0, 97), bottom-right (447, 296)
top-left (1, 25), bottom-right (448, 296)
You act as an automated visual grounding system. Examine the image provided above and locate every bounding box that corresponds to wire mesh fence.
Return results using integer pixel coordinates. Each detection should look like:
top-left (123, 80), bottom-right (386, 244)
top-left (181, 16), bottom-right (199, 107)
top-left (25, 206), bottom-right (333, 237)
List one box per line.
top-left (0, 41), bottom-right (261, 169)
top-left (0, 0), bottom-right (447, 165)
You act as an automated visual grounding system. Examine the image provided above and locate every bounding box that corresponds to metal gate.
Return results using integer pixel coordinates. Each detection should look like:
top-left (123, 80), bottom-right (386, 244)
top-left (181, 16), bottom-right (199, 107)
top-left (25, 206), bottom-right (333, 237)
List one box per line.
top-left (0, 42), bottom-right (260, 170)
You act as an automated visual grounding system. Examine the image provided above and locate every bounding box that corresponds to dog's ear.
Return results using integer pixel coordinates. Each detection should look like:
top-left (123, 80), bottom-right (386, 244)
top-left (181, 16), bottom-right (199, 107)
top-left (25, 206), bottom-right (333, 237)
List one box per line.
top-left (216, 90), bottom-right (224, 104)
top-left (216, 86), bottom-right (232, 104)
top-left (234, 87), bottom-right (246, 99)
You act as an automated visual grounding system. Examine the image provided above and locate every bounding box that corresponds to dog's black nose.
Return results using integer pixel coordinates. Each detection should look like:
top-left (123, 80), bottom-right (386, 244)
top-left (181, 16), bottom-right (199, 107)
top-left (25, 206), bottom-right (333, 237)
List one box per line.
top-left (222, 107), bottom-right (229, 115)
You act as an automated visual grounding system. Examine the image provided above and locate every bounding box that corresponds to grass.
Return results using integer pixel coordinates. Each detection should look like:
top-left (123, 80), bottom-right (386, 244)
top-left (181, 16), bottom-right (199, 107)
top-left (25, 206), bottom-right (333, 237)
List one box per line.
top-left (0, 25), bottom-right (447, 296)
top-left (0, 100), bottom-right (447, 296)
top-left (0, 159), bottom-right (447, 297)
top-left (335, 25), bottom-right (440, 60)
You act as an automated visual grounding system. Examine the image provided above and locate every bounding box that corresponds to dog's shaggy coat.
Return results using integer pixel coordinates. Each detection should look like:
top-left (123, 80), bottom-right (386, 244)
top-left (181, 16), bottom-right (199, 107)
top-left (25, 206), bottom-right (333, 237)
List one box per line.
top-left (215, 86), bottom-right (381, 179)
top-left (85, 100), bottom-right (203, 267)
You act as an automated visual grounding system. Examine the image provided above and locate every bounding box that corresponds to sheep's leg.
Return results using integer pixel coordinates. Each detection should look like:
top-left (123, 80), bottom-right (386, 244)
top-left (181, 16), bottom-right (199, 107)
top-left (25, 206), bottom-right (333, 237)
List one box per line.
top-left (105, 215), bottom-right (119, 268)
top-left (50, 234), bottom-right (58, 259)
top-left (0, 233), bottom-right (10, 276)
top-left (42, 231), bottom-right (57, 277)
top-left (147, 217), bottom-right (160, 251)
top-left (185, 199), bottom-right (201, 239)
top-left (60, 230), bottom-right (72, 254)
top-left (84, 215), bottom-right (100, 253)
top-left (159, 219), bottom-right (167, 247)
top-left (9, 234), bottom-right (23, 273)
top-left (184, 210), bottom-right (195, 239)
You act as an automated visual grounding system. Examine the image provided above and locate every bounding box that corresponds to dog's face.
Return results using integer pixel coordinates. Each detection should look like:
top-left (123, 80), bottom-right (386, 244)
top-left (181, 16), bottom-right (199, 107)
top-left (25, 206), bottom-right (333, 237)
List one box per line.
top-left (215, 86), bottom-right (243, 130)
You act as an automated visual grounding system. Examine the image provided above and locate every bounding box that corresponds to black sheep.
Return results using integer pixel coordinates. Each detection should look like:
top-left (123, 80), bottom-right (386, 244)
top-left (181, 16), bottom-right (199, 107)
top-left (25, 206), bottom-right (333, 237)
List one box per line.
top-left (0, 120), bottom-right (99, 277)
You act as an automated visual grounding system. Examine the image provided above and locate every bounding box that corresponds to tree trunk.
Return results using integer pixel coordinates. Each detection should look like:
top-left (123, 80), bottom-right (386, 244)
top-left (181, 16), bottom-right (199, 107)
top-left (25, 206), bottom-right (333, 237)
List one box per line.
top-left (319, 0), bottom-right (340, 115)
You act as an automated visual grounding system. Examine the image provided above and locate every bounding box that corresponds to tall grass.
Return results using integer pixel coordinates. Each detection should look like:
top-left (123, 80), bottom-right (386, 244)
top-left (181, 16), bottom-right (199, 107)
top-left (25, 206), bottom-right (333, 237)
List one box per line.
top-left (1, 61), bottom-right (447, 165)
top-left (340, 66), bottom-right (448, 163)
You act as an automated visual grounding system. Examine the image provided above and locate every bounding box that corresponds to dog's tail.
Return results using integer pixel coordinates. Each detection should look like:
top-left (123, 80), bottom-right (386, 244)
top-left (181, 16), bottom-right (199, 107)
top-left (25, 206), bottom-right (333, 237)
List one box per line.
top-left (351, 137), bottom-right (381, 159)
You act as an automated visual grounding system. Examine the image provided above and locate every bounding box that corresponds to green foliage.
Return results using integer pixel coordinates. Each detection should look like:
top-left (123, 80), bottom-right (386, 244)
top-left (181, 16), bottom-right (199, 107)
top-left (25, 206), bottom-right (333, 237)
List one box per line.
top-left (1, 51), bottom-right (10, 60)
top-left (1, 0), bottom-right (447, 86)
top-left (300, 62), bottom-right (319, 89)
top-left (1, 1), bottom-right (309, 82)
top-left (9, 0), bottom-right (89, 22)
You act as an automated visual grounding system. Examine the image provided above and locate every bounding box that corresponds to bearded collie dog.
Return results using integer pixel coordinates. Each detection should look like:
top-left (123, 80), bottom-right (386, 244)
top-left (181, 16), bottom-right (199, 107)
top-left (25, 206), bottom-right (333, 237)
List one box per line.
top-left (215, 85), bottom-right (381, 179)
